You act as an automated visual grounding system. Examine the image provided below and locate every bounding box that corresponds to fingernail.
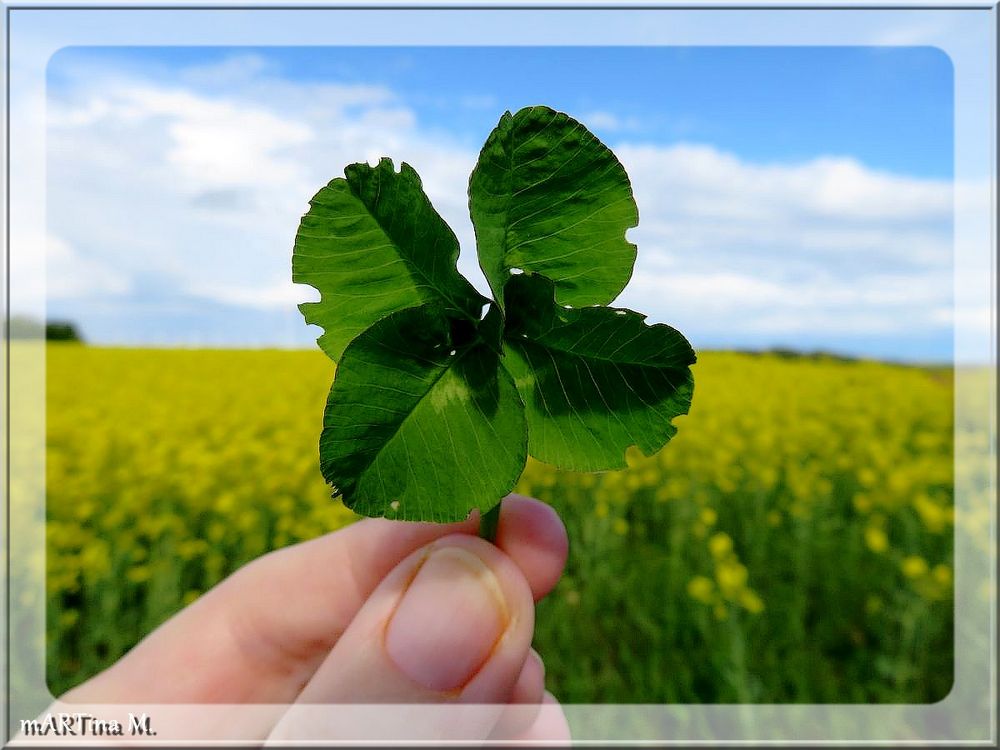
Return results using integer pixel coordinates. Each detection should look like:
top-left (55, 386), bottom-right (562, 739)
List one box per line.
top-left (385, 546), bottom-right (508, 691)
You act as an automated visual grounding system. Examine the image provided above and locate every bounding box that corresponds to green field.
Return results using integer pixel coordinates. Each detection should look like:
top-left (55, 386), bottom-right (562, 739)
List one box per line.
top-left (46, 345), bottom-right (955, 702)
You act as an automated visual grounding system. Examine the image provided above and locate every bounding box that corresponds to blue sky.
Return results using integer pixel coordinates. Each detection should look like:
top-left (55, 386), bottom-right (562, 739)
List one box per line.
top-left (44, 46), bottom-right (954, 361)
top-left (49, 46), bottom-right (953, 177)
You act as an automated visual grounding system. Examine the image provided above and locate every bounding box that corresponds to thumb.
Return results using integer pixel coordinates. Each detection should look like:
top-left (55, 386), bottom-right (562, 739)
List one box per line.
top-left (267, 533), bottom-right (536, 742)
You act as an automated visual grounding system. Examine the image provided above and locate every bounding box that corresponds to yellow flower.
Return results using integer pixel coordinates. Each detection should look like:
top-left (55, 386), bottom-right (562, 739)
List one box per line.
top-left (625, 473), bottom-right (644, 491)
top-left (715, 560), bottom-right (749, 597)
top-left (79, 543), bottom-right (111, 578)
top-left (864, 526), bottom-right (888, 553)
top-left (126, 566), bottom-right (152, 584)
top-left (901, 555), bottom-right (928, 579)
top-left (914, 494), bottom-right (951, 534)
top-left (858, 468), bottom-right (878, 487)
top-left (686, 576), bottom-right (715, 604)
top-left (739, 589), bottom-right (765, 614)
top-left (178, 539), bottom-right (209, 561)
top-left (931, 564), bottom-right (952, 587)
top-left (699, 507), bottom-right (718, 526)
top-left (625, 447), bottom-right (644, 469)
top-left (708, 532), bottom-right (733, 559)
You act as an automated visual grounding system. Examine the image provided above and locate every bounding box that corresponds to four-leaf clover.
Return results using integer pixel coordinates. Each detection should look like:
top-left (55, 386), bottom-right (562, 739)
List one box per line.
top-left (293, 106), bottom-right (696, 524)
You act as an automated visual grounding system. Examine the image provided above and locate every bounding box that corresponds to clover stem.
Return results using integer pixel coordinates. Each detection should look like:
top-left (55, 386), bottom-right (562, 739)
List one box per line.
top-left (479, 504), bottom-right (501, 543)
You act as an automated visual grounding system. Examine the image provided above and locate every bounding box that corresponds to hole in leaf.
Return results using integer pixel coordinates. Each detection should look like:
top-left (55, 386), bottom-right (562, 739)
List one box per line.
top-left (390, 500), bottom-right (400, 511)
top-left (449, 349), bottom-right (457, 356)
top-left (615, 310), bottom-right (627, 316)
top-left (295, 284), bottom-right (321, 304)
top-left (480, 303), bottom-right (491, 320)
top-left (510, 267), bottom-right (524, 275)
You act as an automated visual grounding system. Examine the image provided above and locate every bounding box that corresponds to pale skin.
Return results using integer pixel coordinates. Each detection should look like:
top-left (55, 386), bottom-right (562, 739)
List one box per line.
top-left (59, 495), bottom-right (572, 743)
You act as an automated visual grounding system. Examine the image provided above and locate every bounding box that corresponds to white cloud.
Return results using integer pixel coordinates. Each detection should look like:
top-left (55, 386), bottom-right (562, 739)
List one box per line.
top-left (184, 278), bottom-right (308, 309)
top-left (582, 110), bottom-right (644, 133)
top-left (46, 67), bottom-right (487, 321)
top-left (44, 54), bottom-right (956, 356)
top-left (617, 144), bottom-right (951, 225)
top-left (179, 53), bottom-right (272, 87)
top-left (159, 93), bottom-right (313, 189)
top-left (622, 269), bottom-right (951, 336)
top-left (607, 142), bottom-right (953, 345)
top-left (47, 235), bottom-right (132, 300)
top-left (582, 110), bottom-right (622, 130)
top-left (52, 84), bottom-right (316, 190)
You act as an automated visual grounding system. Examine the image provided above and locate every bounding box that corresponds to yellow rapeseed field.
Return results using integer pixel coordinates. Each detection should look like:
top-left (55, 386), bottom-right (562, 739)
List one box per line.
top-left (45, 345), bottom-right (955, 702)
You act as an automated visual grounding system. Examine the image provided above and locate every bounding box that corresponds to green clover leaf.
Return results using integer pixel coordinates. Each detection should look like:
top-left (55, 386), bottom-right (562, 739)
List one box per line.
top-left (469, 106), bottom-right (639, 309)
top-left (294, 157), bottom-right (486, 363)
top-left (293, 106), bottom-right (696, 528)
top-left (318, 304), bottom-right (527, 523)
top-left (502, 272), bottom-right (695, 472)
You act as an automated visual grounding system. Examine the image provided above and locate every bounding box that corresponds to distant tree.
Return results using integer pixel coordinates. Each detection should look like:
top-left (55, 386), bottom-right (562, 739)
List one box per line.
top-left (45, 321), bottom-right (84, 342)
top-left (763, 347), bottom-right (859, 363)
top-left (766, 347), bottom-right (806, 360)
top-left (6, 315), bottom-right (46, 339)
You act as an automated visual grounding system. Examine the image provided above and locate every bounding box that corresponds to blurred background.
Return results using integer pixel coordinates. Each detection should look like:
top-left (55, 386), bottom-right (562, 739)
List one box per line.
top-left (37, 46), bottom-right (959, 702)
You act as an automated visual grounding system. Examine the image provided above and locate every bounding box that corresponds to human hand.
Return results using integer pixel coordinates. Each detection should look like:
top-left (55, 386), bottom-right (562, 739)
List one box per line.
top-left (56, 495), bottom-right (571, 744)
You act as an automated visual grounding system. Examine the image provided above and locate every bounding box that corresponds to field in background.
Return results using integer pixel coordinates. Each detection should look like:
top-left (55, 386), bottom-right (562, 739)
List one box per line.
top-left (46, 345), bottom-right (954, 702)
